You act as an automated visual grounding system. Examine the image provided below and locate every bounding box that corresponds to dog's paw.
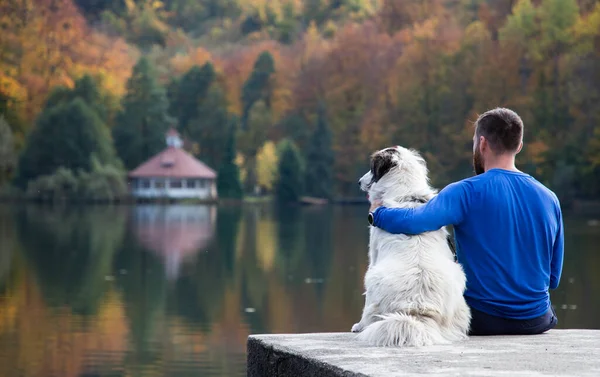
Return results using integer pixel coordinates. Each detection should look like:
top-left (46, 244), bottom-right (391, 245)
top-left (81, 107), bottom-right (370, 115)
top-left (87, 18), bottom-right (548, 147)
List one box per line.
top-left (351, 323), bottom-right (363, 333)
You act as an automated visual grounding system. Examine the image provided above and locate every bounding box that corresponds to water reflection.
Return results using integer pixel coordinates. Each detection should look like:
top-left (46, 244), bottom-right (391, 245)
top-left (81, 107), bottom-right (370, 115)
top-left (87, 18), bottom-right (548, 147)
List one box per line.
top-left (0, 204), bottom-right (598, 377)
top-left (132, 205), bottom-right (217, 280)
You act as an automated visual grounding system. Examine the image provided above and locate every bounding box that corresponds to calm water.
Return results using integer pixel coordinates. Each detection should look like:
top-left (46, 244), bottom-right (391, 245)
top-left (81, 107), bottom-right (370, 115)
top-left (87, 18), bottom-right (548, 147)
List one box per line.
top-left (0, 203), bottom-right (598, 377)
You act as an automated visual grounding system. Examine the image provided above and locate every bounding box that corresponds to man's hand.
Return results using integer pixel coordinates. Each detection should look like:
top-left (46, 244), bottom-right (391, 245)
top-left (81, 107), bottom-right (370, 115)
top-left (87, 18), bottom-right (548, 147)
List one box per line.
top-left (370, 200), bottom-right (382, 212)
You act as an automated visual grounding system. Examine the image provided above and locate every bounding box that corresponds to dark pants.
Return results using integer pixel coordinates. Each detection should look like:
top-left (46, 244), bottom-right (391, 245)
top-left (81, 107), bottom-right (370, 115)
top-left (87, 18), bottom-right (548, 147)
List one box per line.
top-left (468, 305), bottom-right (558, 336)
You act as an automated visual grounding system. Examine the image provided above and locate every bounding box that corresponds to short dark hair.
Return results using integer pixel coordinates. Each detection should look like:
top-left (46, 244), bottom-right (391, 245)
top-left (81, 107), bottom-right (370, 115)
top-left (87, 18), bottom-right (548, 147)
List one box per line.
top-left (474, 108), bottom-right (523, 154)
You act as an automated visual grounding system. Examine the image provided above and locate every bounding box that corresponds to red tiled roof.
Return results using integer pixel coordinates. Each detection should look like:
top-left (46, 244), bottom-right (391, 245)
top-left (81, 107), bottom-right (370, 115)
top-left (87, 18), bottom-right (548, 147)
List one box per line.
top-left (128, 147), bottom-right (217, 179)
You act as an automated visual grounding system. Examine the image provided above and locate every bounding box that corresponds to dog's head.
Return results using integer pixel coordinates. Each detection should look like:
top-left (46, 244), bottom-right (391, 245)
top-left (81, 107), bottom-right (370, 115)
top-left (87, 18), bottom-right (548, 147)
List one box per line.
top-left (358, 146), bottom-right (429, 198)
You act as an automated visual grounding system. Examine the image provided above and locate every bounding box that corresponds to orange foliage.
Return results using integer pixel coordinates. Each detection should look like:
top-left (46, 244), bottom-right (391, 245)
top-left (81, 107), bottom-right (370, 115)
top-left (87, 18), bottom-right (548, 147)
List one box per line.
top-left (0, 0), bottom-right (136, 125)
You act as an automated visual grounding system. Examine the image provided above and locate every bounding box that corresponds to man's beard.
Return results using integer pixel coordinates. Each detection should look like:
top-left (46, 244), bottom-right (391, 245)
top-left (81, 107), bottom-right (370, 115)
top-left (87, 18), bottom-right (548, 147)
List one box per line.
top-left (473, 149), bottom-right (485, 175)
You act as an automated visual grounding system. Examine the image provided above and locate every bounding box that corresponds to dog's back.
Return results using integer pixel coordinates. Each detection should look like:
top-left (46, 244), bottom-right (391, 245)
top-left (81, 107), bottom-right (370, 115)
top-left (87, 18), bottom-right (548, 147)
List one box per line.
top-left (359, 223), bottom-right (470, 347)
top-left (353, 145), bottom-right (471, 347)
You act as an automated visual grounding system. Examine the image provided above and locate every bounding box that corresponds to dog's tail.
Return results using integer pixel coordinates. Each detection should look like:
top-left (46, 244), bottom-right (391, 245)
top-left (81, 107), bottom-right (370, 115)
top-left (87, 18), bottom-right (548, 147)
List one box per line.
top-left (356, 312), bottom-right (450, 347)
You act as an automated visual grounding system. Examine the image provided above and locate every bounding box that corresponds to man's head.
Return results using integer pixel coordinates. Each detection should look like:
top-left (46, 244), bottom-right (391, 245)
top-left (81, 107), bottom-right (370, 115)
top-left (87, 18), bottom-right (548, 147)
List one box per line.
top-left (472, 108), bottom-right (524, 175)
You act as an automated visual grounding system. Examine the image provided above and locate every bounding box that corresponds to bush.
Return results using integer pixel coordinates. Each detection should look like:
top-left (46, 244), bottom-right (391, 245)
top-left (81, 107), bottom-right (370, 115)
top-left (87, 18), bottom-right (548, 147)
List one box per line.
top-left (25, 162), bottom-right (127, 203)
top-left (27, 168), bottom-right (79, 203)
top-left (79, 162), bottom-right (128, 203)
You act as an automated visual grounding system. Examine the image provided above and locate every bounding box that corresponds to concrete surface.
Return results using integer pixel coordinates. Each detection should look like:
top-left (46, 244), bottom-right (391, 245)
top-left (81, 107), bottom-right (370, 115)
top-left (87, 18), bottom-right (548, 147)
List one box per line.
top-left (247, 330), bottom-right (600, 376)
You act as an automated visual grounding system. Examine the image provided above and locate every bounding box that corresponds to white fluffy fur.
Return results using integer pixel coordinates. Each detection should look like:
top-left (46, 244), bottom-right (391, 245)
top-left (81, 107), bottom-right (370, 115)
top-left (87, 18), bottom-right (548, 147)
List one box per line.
top-left (351, 146), bottom-right (471, 347)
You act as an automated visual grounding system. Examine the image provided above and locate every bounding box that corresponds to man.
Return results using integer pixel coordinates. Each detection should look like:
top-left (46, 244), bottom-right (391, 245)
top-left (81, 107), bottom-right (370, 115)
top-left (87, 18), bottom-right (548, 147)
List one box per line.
top-left (368, 108), bottom-right (564, 335)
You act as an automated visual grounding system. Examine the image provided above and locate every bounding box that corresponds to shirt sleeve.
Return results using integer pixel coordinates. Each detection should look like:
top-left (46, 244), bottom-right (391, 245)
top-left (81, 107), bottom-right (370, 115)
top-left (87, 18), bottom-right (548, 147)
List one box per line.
top-left (371, 181), bottom-right (472, 235)
top-left (549, 205), bottom-right (564, 290)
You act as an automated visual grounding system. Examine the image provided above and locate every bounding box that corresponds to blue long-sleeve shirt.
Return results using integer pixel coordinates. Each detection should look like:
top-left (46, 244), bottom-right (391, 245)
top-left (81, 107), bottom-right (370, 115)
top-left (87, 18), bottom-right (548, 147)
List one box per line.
top-left (372, 168), bottom-right (564, 320)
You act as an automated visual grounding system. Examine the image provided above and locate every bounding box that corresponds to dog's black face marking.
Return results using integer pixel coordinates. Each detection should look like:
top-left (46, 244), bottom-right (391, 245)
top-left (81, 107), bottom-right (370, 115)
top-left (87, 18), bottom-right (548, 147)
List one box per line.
top-left (370, 148), bottom-right (398, 185)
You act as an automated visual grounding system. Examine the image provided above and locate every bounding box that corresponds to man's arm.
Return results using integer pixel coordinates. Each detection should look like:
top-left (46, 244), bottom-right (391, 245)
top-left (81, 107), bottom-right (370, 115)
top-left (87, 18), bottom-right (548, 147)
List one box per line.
top-left (372, 181), bottom-right (471, 235)
top-left (549, 207), bottom-right (564, 290)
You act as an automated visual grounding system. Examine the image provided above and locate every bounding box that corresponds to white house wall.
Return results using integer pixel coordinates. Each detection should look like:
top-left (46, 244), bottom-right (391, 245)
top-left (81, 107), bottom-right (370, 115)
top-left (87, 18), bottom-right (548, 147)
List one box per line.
top-left (130, 178), bottom-right (217, 200)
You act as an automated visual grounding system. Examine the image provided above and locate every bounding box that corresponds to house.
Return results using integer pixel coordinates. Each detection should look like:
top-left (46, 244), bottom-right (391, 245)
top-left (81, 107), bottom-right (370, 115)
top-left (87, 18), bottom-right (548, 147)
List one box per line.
top-left (128, 128), bottom-right (217, 200)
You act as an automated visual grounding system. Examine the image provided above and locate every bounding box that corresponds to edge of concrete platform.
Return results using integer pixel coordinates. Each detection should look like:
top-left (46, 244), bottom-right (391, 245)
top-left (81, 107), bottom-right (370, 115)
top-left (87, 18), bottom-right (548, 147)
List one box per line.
top-left (247, 330), bottom-right (600, 377)
top-left (247, 335), bottom-right (367, 377)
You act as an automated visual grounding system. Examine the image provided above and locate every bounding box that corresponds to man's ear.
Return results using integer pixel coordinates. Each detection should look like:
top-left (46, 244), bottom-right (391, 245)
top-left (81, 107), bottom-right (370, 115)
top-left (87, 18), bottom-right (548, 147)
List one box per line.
top-left (516, 141), bottom-right (523, 154)
top-left (479, 136), bottom-right (487, 153)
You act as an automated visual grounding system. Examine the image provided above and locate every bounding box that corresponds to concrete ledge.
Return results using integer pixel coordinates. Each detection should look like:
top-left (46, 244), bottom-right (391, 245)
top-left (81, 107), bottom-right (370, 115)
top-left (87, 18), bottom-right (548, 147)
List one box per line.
top-left (247, 330), bottom-right (600, 376)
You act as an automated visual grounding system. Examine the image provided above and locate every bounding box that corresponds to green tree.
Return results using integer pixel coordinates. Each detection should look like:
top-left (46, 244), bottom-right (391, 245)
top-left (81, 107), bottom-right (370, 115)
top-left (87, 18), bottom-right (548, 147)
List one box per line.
top-left (187, 84), bottom-right (230, 170)
top-left (238, 100), bottom-right (272, 194)
top-left (0, 115), bottom-right (15, 186)
top-left (112, 57), bottom-right (173, 170)
top-left (275, 139), bottom-right (304, 203)
top-left (538, 0), bottom-right (578, 138)
top-left (15, 98), bottom-right (120, 188)
top-left (217, 120), bottom-right (243, 199)
top-left (304, 0), bottom-right (327, 25)
top-left (74, 0), bottom-right (127, 20)
top-left (171, 62), bottom-right (216, 133)
top-left (280, 112), bottom-right (310, 149)
top-left (44, 74), bottom-right (109, 123)
top-left (241, 51), bottom-right (275, 130)
top-left (304, 103), bottom-right (334, 199)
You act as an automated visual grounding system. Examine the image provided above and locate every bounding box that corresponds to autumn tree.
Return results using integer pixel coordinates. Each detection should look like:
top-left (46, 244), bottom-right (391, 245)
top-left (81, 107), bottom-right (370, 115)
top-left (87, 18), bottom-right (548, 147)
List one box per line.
top-left (256, 141), bottom-right (279, 192)
top-left (304, 103), bottom-right (334, 199)
top-left (112, 57), bottom-right (173, 170)
top-left (275, 139), bottom-right (305, 203)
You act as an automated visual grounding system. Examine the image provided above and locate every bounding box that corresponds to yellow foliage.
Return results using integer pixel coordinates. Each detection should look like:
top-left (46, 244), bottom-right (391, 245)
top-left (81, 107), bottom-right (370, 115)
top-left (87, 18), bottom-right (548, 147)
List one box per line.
top-left (0, 76), bottom-right (27, 102)
top-left (0, 0), bottom-right (136, 123)
top-left (256, 216), bottom-right (277, 272)
top-left (573, 2), bottom-right (600, 54)
top-left (256, 141), bottom-right (279, 191)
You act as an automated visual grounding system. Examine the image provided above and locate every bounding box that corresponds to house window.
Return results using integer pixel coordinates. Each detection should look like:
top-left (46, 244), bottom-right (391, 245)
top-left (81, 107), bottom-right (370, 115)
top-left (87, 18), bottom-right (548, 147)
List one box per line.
top-left (185, 179), bottom-right (195, 189)
top-left (140, 179), bottom-right (151, 189)
top-left (197, 179), bottom-right (206, 188)
top-left (170, 179), bottom-right (182, 189)
top-left (155, 180), bottom-right (165, 189)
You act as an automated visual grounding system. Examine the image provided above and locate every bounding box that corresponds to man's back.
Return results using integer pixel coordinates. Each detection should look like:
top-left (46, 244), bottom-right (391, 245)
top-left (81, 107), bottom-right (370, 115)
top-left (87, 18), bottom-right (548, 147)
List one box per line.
top-left (455, 168), bottom-right (564, 320)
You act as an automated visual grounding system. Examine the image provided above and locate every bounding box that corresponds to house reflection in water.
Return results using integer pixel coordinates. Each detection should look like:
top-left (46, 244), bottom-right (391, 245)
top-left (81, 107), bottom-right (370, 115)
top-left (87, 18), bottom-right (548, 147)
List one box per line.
top-left (132, 205), bottom-right (216, 279)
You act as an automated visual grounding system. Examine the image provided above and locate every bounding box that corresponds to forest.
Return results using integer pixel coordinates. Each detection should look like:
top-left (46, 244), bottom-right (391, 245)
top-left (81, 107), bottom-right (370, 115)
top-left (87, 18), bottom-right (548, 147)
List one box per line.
top-left (1, 0), bottom-right (599, 205)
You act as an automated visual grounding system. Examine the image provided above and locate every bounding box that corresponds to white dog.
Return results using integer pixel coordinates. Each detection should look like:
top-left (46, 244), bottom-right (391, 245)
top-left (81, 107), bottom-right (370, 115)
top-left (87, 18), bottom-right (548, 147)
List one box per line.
top-left (351, 146), bottom-right (471, 347)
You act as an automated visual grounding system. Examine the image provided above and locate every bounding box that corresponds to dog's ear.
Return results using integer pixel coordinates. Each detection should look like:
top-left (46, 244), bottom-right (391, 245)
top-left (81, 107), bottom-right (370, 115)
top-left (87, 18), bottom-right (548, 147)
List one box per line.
top-left (371, 150), bottom-right (396, 183)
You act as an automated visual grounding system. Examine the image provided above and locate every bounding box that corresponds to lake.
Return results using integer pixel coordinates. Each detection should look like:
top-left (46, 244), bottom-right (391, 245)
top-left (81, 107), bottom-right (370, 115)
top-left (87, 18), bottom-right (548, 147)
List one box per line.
top-left (0, 203), bottom-right (598, 376)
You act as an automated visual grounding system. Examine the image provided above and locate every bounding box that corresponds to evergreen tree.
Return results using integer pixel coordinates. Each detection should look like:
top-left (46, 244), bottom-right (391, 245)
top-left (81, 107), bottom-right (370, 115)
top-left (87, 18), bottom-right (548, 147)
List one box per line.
top-left (305, 103), bottom-right (334, 199)
top-left (275, 139), bottom-right (305, 203)
top-left (44, 74), bottom-right (109, 123)
top-left (241, 51), bottom-right (275, 129)
top-left (112, 57), bottom-right (173, 170)
top-left (187, 84), bottom-right (230, 170)
top-left (281, 112), bottom-right (310, 150)
top-left (217, 120), bottom-right (243, 199)
top-left (238, 100), bottom-right (272, 193)
top-left (171, 62), bottom-right (216, 133)
top-left (15, 98), bottom-right (119, 188)
top-left (0, 115), bottom-right (15, 186)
